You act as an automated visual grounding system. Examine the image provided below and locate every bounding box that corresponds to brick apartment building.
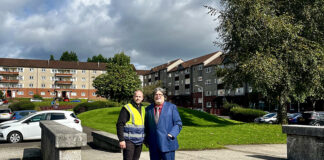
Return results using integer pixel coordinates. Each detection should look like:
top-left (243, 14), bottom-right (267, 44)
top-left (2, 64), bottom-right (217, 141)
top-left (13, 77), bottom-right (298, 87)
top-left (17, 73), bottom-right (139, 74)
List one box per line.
top-left (142, 51), bottom-right (253, 113)
top-left (0, 58), bottom-right (107, 100)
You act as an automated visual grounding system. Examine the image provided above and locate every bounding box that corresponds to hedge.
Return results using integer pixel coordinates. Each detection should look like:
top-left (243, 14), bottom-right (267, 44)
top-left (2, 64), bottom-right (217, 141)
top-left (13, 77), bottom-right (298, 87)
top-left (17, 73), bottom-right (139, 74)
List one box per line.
top-left (229, 107), bottom-right (266, 122)
top-left (9, 101), bottom-right (35, 111)
top-left (73, 101), bottom-right (122, 114)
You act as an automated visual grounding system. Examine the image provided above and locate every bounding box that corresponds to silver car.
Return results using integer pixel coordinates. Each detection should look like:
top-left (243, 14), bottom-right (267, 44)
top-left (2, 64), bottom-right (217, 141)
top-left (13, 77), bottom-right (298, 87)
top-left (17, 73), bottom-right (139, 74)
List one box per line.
top-left (0, 109), bottom-right (13, 121)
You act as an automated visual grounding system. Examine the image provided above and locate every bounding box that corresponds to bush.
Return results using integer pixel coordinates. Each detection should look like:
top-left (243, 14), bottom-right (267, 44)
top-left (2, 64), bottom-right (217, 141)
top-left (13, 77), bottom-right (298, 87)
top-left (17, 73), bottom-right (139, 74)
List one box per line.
top-left (9, 101), bottom-right (35, 111)
top-left (73, 100), bottom-right (122, 114)
top-left (33, 94), bottom-right (43, 100)
top-left (229, 107), bottom-right (266, 122)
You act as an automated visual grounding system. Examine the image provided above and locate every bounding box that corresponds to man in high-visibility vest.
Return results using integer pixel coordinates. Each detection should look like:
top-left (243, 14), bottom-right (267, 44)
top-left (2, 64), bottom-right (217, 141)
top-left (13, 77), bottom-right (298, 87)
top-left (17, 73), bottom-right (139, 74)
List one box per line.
top-left (116, 90), bottom-right (145, 160)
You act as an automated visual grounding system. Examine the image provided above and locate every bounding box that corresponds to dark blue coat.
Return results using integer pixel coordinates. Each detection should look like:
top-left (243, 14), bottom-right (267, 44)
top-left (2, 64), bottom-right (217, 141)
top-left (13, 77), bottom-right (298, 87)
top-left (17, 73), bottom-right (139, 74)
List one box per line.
top-left (144, 102), bottom-right (182, 152)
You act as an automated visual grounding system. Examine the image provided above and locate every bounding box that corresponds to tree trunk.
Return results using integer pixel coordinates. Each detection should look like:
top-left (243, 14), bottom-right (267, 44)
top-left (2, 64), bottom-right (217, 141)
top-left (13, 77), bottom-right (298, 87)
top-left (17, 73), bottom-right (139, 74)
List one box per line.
top-left (277, 96), bottom-right (288, 124)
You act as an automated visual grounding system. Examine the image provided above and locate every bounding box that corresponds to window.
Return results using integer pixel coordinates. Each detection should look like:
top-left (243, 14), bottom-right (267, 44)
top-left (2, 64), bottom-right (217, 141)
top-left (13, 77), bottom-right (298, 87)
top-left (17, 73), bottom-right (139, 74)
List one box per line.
top-left (71, 92), bottom-right (77, 96)
top-left (198, 98), bottom-right (202, 103)
top-left (168, 82), bottom-right (171, 87)
top-left (29, 91), bottom-right (34, 95)
top-left (71, 77), bottom-right (76, 81)
top-left (40, 92), bottom-right (45, 96)
top-left (17, 84), bottom-right (23, 88)
top-left (205, 67), bottom-right (211, 73)
top-left (71, 69), bottom-right (76, 74)
top-left (82, 70), bottom-right (86, 73)
top-left (18, 68), bottom-right (23, 72)
top-left (81, 92), bottom-right (86, 96)
top-left (82, 77), bottom-right (86, 81)
top-left (42, 68), bottom-right (46, 72)
top-left (82, 85), bottom-right (86, 89)
top-left (197, 87), bottom-right (203, 92)
top-left (17, 91), bottom-right (24, 95)
top-left (41, 84), bottom-right (45, 88)
top-left (50, 113), bottom-right (66, 120)
top-left (198, 65), bottom-right (203, 70)
top-left (168, 73), bottom-right (172, 78)
top-left (92, 92), bottom-right (96, 96)
top-left (30, 76), bottom-right (34, 80)
top-left (205, 79), bottom-right (211, 85)
top-left (30, 68), bottom-right (34, 72)
top-left (29, 114), bottom-right (46, 122)
top-left (92, 70), bottom-right (96, 74)
top-left (29, 83), bottom-right (33, 87)
top-left (71, 85), bottom-right (76, 89)
top-left (51, 84), bottom-right (55, 88)
top-left (51, 69), bottom-right (58, 73)
top-left (42, 76), bottom-right (46, 80)
top-left (206, 102), bottom-right (212, 108)
top-left (198, 76), bottom-right (203, 81)
top-left (50, 92), bottom-right (55, 96)
top-left (18, 75), bottom-right (23, 80)
top-left (205, 91), bottom-right (212, 96)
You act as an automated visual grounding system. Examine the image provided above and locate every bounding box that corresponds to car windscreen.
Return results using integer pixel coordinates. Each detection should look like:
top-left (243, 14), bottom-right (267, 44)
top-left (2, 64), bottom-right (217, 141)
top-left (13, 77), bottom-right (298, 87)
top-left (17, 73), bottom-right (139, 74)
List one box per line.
top-left (264, 113), bottom-right (276, 118)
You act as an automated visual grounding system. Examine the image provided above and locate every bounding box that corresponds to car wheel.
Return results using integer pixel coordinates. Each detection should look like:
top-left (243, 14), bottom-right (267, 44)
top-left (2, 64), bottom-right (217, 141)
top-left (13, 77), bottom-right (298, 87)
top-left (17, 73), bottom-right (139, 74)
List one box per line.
top-left (7, 131), bottom-right (23, 143)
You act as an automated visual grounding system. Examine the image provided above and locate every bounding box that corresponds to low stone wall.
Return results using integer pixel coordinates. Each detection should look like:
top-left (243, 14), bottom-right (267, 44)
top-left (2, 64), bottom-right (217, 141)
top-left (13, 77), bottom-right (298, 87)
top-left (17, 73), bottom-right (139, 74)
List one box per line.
top-left (282, 125), bottom-right (324, 160)
top-left (92, 131), bottom-right (121, 152)
top-left (40, 121), bottom-right (87, 160)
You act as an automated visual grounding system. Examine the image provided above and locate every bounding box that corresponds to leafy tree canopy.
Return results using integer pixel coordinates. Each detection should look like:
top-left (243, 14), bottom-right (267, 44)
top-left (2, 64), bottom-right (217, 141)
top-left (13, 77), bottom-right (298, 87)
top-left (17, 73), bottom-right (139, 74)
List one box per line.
top-left (93, 52), bottom-right (141, 102)
top-left (49, 54), bottom-right (55, 60)
top-left (87, 54), bottom-right (109, 63)
top-left (207, 0), bottom-right (324, 124)
top-left (60, 51), bottom-right (79, 61)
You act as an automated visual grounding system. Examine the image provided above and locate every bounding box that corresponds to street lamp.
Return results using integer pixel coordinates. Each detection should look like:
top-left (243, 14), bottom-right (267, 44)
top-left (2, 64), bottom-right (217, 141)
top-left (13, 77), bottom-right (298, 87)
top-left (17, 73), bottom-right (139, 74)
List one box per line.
top-left (195, 85), bottom-right (204, 111)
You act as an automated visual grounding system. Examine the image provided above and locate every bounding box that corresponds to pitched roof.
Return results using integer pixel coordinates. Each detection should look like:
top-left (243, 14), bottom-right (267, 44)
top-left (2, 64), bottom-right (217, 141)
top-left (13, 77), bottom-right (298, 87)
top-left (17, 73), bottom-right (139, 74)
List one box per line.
top-left (205, 54), bottom-right (225, 67)
top-left (136, 70), bottom-right (150, 75)
top-left (170, 51), bottom-right (221, 72)
top-left (150, 59), bottom-right (181, 73)
top-left (0, 58), bottom-right (107, 70)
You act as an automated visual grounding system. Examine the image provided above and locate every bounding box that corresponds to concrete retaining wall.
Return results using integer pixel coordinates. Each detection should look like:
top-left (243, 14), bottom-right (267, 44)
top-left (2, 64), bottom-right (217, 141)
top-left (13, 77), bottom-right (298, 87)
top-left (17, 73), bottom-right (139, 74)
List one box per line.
top-left (91, 131), bottom-right (121, 152)
top-left (40, 121), bottom-right (87, 160)
top-left (282, 125), bottom-right (324, 160)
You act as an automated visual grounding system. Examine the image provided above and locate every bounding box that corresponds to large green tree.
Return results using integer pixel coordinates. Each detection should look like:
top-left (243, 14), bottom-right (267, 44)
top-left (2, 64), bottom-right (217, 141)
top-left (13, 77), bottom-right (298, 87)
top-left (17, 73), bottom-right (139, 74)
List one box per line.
top-left (92, 52), bottom-right (141, 102)
top-left (207, 0), bottom-right (324, 124)
top-left (60, 51), bottom-right (79, 61)
top-left (87, 54), bottom-right (109, 63)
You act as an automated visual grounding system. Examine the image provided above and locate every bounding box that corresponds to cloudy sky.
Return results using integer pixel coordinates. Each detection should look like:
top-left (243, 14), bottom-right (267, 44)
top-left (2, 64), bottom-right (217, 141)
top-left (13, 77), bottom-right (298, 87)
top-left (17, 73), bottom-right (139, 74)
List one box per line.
top-left (0, 0), bottom-right (221, 69)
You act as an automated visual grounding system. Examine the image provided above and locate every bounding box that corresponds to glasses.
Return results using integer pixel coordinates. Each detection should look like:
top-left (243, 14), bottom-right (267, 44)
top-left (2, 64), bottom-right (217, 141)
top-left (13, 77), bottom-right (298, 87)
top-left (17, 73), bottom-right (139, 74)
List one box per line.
top-left (154, 94), bottom-right (163, 97)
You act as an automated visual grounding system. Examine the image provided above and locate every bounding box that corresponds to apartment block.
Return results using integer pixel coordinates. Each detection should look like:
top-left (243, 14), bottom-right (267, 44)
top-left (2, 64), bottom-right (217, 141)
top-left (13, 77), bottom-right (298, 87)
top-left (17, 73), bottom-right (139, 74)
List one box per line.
top-left (0, 58), bottom-right (107, 99)
top-left (143, 51), bottom-right (251, 113)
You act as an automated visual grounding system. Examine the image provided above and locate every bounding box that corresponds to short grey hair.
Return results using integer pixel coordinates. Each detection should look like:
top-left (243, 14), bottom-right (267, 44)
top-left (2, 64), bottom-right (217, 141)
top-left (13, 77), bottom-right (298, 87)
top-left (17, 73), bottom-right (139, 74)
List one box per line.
top-left (153, 87), bottom-right (167, 99)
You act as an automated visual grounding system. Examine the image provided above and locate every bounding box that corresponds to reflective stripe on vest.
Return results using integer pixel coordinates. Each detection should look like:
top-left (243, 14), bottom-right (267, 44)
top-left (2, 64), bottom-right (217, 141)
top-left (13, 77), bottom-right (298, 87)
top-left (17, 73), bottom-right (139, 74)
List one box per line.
top-left (123, 103), bottom-right (145, 144)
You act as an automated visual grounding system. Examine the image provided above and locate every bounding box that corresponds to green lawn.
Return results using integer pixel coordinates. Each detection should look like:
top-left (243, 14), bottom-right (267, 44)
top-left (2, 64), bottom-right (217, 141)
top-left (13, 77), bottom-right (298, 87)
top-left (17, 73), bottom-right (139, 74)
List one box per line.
top-left (78, 107), bottom-right (286, 150)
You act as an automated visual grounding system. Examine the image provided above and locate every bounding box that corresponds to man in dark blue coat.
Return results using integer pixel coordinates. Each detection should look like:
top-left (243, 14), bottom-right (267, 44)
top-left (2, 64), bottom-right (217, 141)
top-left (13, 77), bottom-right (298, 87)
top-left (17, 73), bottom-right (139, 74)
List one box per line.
top-left (144, 87), bottom-right (182, 160)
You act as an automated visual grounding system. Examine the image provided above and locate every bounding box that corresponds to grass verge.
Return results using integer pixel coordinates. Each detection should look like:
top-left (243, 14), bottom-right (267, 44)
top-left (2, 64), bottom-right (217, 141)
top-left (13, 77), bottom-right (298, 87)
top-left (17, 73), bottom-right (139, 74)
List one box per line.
top-left (78, 107), bottom-right (286, 150)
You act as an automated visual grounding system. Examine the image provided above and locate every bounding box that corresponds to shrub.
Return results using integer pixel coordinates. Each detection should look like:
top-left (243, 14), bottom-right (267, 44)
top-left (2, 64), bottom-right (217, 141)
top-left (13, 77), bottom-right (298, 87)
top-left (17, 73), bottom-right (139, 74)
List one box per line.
top-left (73, 100), bottom-right (122, 114)
top-left (229, 107), bottom-right (266, 122)
top-left (33, 94), bottom-right (43, 100)
top-left (9, 101), bottom-right (35, 111)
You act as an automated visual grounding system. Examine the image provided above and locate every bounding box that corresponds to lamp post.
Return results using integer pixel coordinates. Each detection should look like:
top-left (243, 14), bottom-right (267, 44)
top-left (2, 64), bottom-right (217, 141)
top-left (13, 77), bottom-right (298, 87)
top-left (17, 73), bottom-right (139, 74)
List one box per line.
top-left (195, 85), bottom-right (204, 111)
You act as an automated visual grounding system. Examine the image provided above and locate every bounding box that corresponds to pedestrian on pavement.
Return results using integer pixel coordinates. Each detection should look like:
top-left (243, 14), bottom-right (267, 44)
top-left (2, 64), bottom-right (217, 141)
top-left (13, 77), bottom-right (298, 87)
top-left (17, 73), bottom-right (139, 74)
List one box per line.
top-left (116, 90), bottom-right (145, 160)
top-left (144, 87), bottom-right (182, 160)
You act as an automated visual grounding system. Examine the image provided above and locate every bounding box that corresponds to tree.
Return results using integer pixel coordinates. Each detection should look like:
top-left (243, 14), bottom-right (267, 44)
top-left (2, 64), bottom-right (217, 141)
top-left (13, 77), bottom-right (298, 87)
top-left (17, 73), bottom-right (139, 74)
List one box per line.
top-left (60, 51), bottom-right (79, 61)
top-left (207, 0), bottom-right (324, 124)
top-left (93, 52), bottom-right (141, 102)
top-left (87, 54), bottom-right (109, 63)
top-left (143, 81), bottom-right (162, 103)
top-left (49, 54), bottom-right (55, 60)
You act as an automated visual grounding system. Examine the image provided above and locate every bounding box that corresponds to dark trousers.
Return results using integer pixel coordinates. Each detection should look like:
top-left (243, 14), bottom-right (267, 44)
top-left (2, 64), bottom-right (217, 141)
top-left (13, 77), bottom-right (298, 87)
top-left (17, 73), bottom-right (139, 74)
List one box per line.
top-left (123, 141), bottom-right (142, 160)
top-left (149, 147), bottom-right (175, 160)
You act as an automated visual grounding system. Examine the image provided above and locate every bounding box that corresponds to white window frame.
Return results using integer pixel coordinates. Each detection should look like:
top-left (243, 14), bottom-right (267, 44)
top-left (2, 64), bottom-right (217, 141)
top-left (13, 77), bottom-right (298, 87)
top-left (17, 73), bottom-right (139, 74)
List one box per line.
top-left (40, 92), bottom-right (45, 96)
top-left (81, 92), bottom-right (86, 96)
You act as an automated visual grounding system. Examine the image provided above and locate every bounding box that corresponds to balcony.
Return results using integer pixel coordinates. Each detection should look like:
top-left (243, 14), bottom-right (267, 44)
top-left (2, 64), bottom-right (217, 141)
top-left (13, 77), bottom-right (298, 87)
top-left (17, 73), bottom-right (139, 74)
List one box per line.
top-left (55, 73), bottom-right (72, 77)
top-left (55, 81), bottom-right (73, 85)
top-left (0, 79), bottom-right (19, 83)
top-left (218, 89), bottom-right (225, 96)
top-left (185, 79), bottom-right (190, 84)
top-left (0, 71), bottom-right (19, 75)
top-left (174, 81), bottom-right (179, 86)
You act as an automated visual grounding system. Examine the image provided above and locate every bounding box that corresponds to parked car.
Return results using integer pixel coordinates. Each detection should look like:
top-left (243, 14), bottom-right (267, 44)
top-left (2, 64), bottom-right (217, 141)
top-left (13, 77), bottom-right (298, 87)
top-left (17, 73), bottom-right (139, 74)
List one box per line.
top-left (0, 109), bottom-right (13, 121)
top-left (254, 113), bottom-right (277, 124)
top-left (11, 110), bottom-right (37, 120)
top-left (288, 113), bottom-right (302, 124)
top-left (63, 98), bottom-right (69, 102)
top-left (0, 110), bottom-right (82, 143)
top-left (30, 98), bottom-right (43, 102)
top-left (1, 99), bottom-right (8, 104)
top-left (298, 111), bottom-right (324, 126)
